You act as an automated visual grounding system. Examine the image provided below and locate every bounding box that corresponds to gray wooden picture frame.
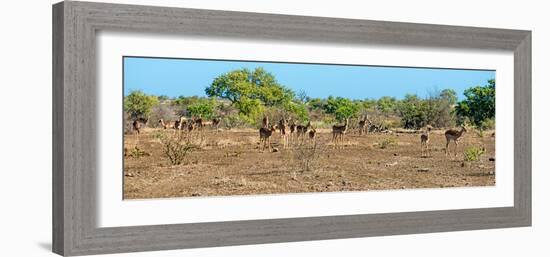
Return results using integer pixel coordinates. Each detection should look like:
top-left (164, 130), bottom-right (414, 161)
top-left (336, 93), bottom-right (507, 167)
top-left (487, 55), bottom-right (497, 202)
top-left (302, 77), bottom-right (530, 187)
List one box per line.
top-left (52, 1), bottom-right (531, 256)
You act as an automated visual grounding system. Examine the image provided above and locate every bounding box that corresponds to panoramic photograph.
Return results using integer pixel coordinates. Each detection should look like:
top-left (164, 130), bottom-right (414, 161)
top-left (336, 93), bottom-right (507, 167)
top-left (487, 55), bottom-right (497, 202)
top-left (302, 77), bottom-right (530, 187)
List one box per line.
top-left (123, 56), bottom-right (496, 199)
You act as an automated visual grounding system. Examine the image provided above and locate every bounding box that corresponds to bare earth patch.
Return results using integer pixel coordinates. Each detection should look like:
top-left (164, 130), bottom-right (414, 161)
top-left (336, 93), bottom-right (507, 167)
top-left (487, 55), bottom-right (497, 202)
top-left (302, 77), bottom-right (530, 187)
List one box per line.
top-left (124, 128), bottom-right (495, 199)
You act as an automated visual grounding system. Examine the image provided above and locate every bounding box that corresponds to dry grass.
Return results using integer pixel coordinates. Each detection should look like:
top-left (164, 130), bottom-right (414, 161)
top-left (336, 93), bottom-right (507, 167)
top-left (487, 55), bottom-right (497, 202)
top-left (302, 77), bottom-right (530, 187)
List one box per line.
top-left (124, 127), bottom-right (495, 199)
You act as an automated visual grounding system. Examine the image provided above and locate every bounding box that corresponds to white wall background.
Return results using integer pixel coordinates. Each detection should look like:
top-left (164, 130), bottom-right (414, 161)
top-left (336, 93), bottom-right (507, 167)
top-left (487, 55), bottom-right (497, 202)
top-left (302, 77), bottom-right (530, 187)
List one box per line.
top-left (0, 0), bottom-right (547, 256)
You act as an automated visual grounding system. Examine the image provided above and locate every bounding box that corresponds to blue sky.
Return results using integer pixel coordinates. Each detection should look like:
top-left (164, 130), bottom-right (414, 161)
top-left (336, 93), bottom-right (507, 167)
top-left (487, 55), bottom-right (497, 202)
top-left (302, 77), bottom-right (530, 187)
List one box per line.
top-left (123, 57), bottom-right (495, 101)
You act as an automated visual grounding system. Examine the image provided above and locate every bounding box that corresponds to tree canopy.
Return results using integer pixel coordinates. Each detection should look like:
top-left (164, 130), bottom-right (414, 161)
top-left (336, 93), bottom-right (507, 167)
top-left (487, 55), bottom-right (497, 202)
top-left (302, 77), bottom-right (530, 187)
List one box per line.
top-left (124, 67), bottom-right (494, 131)
top-left (186, 98), bottom-right (217, 119)
top-left (205, 68), bottom-right (294, 110)
top-left (323, 96), bottom-right (360, 122)
top-left (124, 90), bottom-right (159, 119)
top-left (377, 96), bottom-right (398, 114)
top-left (455, 79), bottom-right (495, 127)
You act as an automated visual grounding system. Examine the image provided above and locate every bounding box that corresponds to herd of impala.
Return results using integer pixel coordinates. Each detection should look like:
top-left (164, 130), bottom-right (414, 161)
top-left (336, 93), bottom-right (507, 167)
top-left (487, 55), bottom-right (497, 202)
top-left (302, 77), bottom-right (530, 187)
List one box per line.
top-left (131, 114), bottom-right (469, 157)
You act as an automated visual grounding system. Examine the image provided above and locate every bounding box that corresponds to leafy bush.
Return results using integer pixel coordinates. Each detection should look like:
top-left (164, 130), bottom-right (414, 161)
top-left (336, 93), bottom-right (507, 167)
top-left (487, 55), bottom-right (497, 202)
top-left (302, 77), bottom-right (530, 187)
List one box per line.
top-left (480, 118), bottom-right (495, 130)
top-left (323, 96), bottom-right (360, 122)
top-left (463, 146), bottom-right (486, 162)
top-left (376, 96), bottom-right (398, 115)
top-left (472, 118), bottom-right (496, 137)
top-left (187, 98), bottom-right (216, 119)
top-left (396, 89), bottom-right (458, 129)
top-left (283, 101), bottom-right (309, 123)
top-left (396, 94), bottom-right (427, 129)
top-left (222, 113), bottom-right (253, 129)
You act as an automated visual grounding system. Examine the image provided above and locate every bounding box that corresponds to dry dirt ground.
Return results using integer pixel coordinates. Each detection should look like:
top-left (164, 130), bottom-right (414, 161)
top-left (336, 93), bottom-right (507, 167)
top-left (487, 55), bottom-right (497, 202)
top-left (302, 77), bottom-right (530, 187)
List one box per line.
top-left (123, 127), bottom-right (495, 199)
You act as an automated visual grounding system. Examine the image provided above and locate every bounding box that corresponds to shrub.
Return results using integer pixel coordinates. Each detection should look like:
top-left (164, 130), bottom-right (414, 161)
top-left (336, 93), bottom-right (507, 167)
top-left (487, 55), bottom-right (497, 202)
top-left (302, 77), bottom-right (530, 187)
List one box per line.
top-left (289, 141), bottom-right (325, 172)
top-left (125, 146), bottom-right (150, 158)
top-left (154, 131), bottom-right (200, 165)
top-left (473, 118), bottom-right (496, 137)
top-left (377, 137), bottom-right (397, 149)
top-left (463, 146), bottom-right (486, 162)
top-left (480, 118), bottom-right (495, 130)
top-left (149, 104), bottom-right (177, 127)
top-left (123, 112), bottom-right (133, 134)
top-left (283, 101), bottom-right (309, 123)
top-left (222, 113), bottom-right (252, 129)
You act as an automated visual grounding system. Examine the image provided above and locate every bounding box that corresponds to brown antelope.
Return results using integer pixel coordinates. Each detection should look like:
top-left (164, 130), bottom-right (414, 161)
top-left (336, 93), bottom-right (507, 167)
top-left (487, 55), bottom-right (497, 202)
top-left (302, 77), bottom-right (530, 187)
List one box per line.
top-left (308, 128), bottom-right (317, 145)
top-left (365, 115), bottom-right (379, 133)
top-left (445, 126), bottom-right (467, 157)
top-left (357, 115), bottom-right (370, 135)
top-left (278, 118), bottom-right (290, 148)
top-left (193, 117), bottom-right (204, 129)
top-left (289, 122), bottom-right (296, 134)
top-left (187, 119), bottom-right (196, 132)
top-left (131, 118), bottom-right (147, 146)
top-left (259, 125), bottom-right (276, 152)
top-left (132, 118), bottom-right (148, 134)
top-left (277, 118), bottom-right (287, 135)
top-left (159, 119), bottom-right (176, 130)
top-left (420, 125), bottom-right (432, 157)
top-left (332, 118), bottom-right (349, 149)
top-left (201, 120), bottom-right (213, 128)
top-left (212, 118), bottom-right (221, 130)
top-left (288, 121), bottom-right (296, 144)
top-left (177, 117), bottom-right (188, 130)
top-left (296, 121), bottom-right (311, 142)
top-left (262, 115), bottom-right (269, 129)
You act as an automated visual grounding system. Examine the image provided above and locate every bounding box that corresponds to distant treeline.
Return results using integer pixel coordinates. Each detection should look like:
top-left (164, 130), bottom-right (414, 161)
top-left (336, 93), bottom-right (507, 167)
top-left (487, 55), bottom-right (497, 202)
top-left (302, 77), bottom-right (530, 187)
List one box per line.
top-left (124, 67), bottom-right (495, 130)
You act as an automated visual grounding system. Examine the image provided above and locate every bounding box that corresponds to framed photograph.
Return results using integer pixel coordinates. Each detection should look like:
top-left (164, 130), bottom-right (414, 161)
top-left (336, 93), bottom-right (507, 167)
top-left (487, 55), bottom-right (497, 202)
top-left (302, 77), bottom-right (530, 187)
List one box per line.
top-left (53, 1), bottom-right (531, 256)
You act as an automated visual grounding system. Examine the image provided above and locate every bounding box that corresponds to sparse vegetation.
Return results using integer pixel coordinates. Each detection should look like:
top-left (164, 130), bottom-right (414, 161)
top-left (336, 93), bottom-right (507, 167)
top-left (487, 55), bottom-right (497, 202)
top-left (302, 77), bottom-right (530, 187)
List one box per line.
top-left (291, 141), bottom-right (325, 172)
top-left (124, 128), bottom-right (495, 199)
top-left (149, 104), bottom-right (177, 128)
top-left (154, 131), bottom-right (201, 165)
top-left (125, 146), bottom-right (150, 158)
top-left (378, 137), bottom-right (397, 149)
top-left (463, 146), bottom-right (486, 162)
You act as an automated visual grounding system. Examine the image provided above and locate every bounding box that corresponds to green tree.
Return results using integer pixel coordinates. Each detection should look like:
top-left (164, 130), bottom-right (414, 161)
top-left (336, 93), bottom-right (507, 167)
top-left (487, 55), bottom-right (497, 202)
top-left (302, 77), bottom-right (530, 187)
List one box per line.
top-left (186, 98), bottom-right (216, 119)
top-left (361, 98), bottom-right (377, 110)
top-left (296, 90), bottom-right (309, 103)
top-left (173, 95), bottom-right (200, 106)
top-left (157, 95), bottom-right (170, 102)
top-left (440, 89), bottom-right (458, 105)
top-left (205, 67), bottom-right (295, 114)
top-left (324, 96), bottom-right (360, 122)
top-left (455, 79), bottom-right (495, 127)
top-left (307, 97), bottom-right (325, 111)
top-left (433, 89), bottom-right (458, 127)
top-left (397, 94), bottom-right (428, 129)
top-left (376, 96), bottom-right (397, 114)
top-left (283, 101), bottom-right (309, 122)
top-left (234, 97), bottom-right (264, 120)
top-left (124, 90), bottom-right (159, 119)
